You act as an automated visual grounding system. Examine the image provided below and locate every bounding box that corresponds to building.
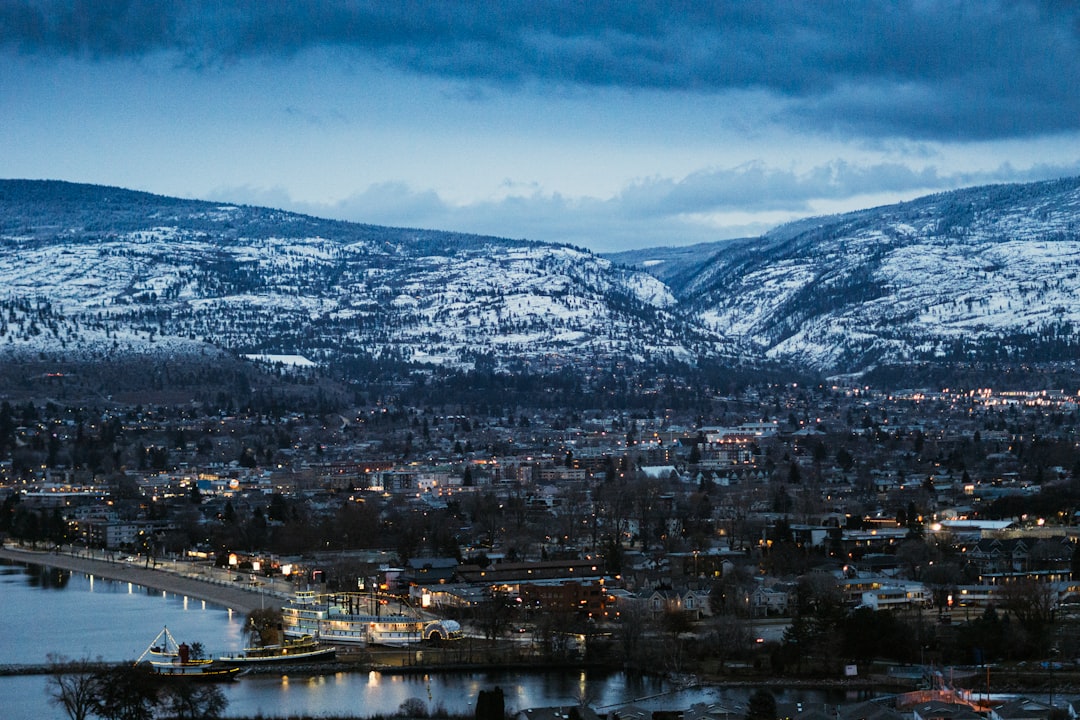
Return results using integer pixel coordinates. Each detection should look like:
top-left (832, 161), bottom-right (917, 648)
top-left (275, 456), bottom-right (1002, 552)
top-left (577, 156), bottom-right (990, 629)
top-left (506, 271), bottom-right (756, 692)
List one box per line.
top-left (861, 584), bottom-right (928, 610)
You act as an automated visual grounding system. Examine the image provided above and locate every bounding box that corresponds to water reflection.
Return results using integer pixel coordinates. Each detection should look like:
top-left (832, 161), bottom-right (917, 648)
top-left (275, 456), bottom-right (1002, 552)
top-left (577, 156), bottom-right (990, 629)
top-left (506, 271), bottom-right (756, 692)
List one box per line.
top-left (0, 559), bottom-right (245, 666)
top-left (23, 563), bottom-right (71, 589)
top-left (222, 669), bottom-right (846, 720)
top-left (223, 669), bottom-right (681, 719)
top-left (7, 668), bottom-right (855, 720)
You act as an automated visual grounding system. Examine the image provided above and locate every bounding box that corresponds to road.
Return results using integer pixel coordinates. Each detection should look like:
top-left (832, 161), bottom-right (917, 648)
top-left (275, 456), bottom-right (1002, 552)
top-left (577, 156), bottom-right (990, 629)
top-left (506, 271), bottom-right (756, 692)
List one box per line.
top-left (750, 617), bottom-right (790, 643)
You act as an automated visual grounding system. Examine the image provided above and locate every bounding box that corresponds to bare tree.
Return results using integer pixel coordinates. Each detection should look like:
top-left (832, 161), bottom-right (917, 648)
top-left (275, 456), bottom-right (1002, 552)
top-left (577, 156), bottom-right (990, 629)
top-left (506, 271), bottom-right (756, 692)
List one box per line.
top-left (89, 663), bottom-right (160, 720)
top-left (477, 589), bottom-right (515, 641)
top-left (662, 608), bottom-right (694, 672)
top-left (159, 683), bottom-right (228, 720)
top-left (709, 613), bottom-right (753, 669)
top-left (614, 601), bottom-right (650, 668)
top-left (46, 655), bottom-right (101, 720)
top-left (1000, 577), bottom-right (1057, 636)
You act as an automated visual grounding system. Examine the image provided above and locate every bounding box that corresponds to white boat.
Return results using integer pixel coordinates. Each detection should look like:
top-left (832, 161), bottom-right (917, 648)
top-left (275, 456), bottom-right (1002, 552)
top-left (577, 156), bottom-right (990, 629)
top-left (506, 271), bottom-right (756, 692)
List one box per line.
top-left (281, 591), bottom-right (460, 646)
top-left (136, 627), bottom-right (241, 681)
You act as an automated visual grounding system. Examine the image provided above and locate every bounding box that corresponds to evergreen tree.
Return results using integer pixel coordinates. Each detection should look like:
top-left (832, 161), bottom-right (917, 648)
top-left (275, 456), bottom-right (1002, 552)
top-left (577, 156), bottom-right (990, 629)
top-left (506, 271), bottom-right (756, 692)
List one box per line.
top-left (787, 463), bottom-right (801, 484)
top-left (475, 687), bottom-right (505, 720)
top-left (745, 689), bottom-right (777, 720)
top-left (92, 665), bottom-right (159, 720)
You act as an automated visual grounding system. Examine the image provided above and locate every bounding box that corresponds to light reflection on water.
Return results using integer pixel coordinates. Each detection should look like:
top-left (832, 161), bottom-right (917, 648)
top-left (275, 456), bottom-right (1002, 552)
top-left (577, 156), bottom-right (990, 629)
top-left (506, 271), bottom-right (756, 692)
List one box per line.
top-left (226, 669), bottom-right (702, 719)
top-left (0, 559), bottom-right (245, 665)
top-left (1, 559), bottom-right (851, 719)
top-left (4, 671), bottom-right (856, 720)
top-left (219, 669), bottom-right (857, 719)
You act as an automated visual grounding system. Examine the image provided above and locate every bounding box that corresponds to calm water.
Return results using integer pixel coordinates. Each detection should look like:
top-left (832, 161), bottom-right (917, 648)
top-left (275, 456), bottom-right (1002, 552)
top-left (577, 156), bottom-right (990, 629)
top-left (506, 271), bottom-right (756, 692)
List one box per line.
top-left (0, 559), bottom-right (845, 719)
top-left (0, 560), bottom-right (246, 665)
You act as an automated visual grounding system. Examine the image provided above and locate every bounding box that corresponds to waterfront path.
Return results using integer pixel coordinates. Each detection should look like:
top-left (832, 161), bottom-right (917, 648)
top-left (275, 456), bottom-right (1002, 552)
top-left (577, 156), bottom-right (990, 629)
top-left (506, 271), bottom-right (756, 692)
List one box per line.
top-left (0, 544), bottom-right (286, 616)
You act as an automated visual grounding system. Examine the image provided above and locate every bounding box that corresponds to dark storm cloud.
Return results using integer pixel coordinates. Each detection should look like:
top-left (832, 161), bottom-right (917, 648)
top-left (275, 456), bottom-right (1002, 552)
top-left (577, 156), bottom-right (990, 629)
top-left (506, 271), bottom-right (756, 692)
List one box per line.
top-left (5, 1), bottom-right (1078, 139)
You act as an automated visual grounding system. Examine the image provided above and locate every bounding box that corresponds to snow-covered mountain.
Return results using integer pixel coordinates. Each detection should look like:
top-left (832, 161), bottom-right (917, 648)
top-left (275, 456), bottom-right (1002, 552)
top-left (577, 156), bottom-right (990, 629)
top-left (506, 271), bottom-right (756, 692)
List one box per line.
top-left (5, 177), bottom-right (1080, 379)
top-left (679, 177), bottom-right (1080, 372)
top-left (0, 180), bottom-right (721, 371)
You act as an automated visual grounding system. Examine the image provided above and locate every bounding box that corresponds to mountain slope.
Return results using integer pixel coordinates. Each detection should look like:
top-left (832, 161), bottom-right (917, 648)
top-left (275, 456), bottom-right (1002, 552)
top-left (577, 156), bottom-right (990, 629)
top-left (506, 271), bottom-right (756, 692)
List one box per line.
top-left (602, 239), bottom-right (748, 287)
top-left (8, 178), bottom-right (1080, 380)
top-left (683, 177), bottom-right (1080, 372)
top-left (0, 180), bottom-right (725, 370)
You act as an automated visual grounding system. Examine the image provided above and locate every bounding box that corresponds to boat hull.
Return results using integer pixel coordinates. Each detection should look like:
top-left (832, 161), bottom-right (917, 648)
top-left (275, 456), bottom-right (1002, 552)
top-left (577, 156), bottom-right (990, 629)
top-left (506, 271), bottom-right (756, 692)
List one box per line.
top-left (147, 661), bottom-right (242, 681)
top-left (219, 646), bottom-right (337, 665)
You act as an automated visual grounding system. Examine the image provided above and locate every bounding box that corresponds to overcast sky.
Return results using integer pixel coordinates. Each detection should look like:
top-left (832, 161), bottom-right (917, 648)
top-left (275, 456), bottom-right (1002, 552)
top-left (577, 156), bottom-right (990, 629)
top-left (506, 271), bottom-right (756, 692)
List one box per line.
top-left (3, 2), bottom-right (1080, 252)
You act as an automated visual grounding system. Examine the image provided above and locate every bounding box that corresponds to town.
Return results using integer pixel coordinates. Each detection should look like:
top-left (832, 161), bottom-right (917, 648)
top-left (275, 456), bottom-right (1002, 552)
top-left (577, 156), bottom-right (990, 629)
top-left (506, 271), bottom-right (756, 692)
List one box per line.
top-left (3, 372), bottom-right (1079, 686)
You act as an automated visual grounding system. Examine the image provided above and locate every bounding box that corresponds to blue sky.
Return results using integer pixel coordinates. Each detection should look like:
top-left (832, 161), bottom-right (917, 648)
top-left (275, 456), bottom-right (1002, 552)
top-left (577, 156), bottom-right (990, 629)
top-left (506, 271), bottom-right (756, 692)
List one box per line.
top-left (3, 1), bottom-right (1080, 252)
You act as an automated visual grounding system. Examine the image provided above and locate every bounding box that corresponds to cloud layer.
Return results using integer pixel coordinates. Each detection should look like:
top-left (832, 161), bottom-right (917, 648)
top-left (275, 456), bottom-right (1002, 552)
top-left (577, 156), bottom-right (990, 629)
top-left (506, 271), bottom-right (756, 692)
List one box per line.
top-left (213, 158), bottom-right (1080, 252)
top-left (4, 1), bottom-right (1080, 141)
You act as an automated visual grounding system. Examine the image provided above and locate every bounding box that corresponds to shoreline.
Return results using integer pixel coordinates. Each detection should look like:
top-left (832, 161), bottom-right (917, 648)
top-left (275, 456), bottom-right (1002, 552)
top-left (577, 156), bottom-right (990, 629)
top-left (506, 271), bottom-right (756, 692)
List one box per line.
top-left (0, 544), bottom-right (284, 617)
top-left (4, 544), bottom-right (1074, 697)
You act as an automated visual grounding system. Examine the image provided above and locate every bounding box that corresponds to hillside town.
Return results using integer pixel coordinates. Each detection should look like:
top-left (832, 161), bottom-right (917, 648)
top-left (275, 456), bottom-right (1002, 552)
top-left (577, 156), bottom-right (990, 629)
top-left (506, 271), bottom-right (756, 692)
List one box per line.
top-left (3, 376), bottom-right (1079, 690)
top-left (3, 371), bottom-right (1080, 720)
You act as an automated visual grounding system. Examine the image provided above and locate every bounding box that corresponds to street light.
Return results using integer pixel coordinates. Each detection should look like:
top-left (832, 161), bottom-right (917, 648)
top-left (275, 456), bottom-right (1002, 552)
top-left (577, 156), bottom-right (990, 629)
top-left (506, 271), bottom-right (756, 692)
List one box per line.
top-left (1048, 647), bottom-right (1060, 709)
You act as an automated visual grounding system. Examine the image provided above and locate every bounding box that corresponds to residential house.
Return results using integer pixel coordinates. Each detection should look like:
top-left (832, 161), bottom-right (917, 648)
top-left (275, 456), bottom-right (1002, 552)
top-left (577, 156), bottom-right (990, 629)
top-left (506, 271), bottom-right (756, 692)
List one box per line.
top-left (990, 698), bottom-right (1058, 720)
top-left (750, 585), bottom-right (790, 617)
top-left (909, 701), bottom-right (983, 720)
top-left (643, 587), bottom-right (710, 618)
top-left (517, 707), bottom-right (601, 720)
top-left (837, 700), bottom-right (905, 720)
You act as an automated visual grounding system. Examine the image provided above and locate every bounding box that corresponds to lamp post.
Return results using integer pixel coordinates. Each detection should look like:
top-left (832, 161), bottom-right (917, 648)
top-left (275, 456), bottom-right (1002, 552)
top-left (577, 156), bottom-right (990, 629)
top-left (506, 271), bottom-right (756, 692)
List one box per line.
top-left (1048, 647), bottom-right (1059, 710)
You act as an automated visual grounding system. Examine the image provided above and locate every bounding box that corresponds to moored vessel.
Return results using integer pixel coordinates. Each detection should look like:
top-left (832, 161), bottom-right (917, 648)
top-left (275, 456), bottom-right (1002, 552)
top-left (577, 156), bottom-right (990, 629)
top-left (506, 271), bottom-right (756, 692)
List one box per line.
top-left (136, 627), bottom-right (241, 680)
top-left (281, 590), bottom-right (461, 646)
top-left (218, 634), bottom-right (336, 665)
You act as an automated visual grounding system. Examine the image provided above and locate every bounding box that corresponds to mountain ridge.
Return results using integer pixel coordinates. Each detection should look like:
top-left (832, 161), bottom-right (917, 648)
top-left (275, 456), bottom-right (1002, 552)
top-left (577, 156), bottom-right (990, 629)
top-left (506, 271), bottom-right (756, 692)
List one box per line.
top-left (4, 177), bottom-right (1080, 380)
top-left (680, 176), bottom-right (1080, 371)
top-left (0, 179), bottom-right (727, 375)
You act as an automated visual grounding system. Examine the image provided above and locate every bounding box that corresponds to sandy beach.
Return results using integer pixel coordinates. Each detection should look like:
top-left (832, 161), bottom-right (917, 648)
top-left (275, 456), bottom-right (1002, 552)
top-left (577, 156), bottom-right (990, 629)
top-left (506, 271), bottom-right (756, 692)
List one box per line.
top-left (0, 544), bottom-right (283, 617)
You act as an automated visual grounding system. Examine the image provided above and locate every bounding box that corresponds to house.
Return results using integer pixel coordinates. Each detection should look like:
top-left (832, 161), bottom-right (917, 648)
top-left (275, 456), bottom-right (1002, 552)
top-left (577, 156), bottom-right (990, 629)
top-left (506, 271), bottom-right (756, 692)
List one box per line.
top-left (518, 707), bottom-right (602, 720)
top-left (968, 536), bottom-right (1074, 575)
top-left (909, 701), bottom-right (983, 720)
top-left (837, 700), bottom-right (905, 720)
top-left (750, 585), bottom-right (789, 617)
top-left (684, 702), bottom-right (745, 720)
top-left (610, 704), bottom-right (651, 720)
top-left (683, 588), bottom-right (710, 618)
top-left (789, 524), bottom-right (832, 548)
top-left (990, 698), bottom-right (1057, 720)
top-left (640, 465), bottom-right (682, 482)
top-left (643, 587), bottom-right (709, 617)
